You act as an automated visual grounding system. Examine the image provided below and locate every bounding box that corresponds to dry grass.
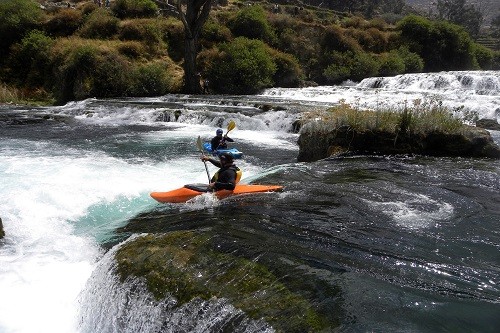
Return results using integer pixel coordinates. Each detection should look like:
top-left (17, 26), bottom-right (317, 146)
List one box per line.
top-left (301, 99), bottom-right (466, 135)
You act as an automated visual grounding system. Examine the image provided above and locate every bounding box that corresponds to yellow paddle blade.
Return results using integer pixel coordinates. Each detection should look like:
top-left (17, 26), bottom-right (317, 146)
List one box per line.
top-left (227, 120), bottom-right (236, 133)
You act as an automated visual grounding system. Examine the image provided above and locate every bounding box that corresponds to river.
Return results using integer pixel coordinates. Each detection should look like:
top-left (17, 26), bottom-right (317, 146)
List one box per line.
top-left (0, 70), bottom-right (499, 332)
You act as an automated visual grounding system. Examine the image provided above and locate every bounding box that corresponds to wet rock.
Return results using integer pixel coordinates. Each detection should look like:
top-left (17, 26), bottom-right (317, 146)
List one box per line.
top-left (298, 124), bottom-right (500, 162)
top-left (476, 118), bottom-right (500, 131)
top-left (0, 218), bottom-right (4, 239)
top-left (115, 231), bottom-right (330, 332)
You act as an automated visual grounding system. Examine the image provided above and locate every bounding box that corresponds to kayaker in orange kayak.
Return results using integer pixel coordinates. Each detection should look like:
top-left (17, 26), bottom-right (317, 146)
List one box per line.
top-left (201, 152), bottom-right (242, 190)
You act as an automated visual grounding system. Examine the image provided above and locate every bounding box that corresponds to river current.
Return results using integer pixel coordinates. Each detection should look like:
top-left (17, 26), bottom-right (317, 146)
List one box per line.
top-left (0, 71), bottom-right (499, 332)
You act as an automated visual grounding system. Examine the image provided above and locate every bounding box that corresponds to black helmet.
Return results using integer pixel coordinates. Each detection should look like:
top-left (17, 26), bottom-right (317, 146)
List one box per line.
top-left (216, 129), bottom-right (223, 135)
top-left (219, 152), bottom-right (233, 163)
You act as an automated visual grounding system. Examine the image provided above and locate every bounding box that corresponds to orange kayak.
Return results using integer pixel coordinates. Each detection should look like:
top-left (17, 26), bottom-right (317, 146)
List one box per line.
top-left (150, 183), bottom-right (283, 203)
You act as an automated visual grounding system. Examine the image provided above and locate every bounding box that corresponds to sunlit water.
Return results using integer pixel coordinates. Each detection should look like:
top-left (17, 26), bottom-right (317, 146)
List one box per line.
top-left (0, 70), bottom-right (499, 333)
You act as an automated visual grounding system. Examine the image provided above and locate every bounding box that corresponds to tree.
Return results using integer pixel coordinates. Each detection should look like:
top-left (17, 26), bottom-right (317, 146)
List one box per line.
top-left (436, 0), bottom-right (483, 38)
top-left (492, 14), bottom-right (500, 38)
top-left (156, 0), bottom-right (212, 94)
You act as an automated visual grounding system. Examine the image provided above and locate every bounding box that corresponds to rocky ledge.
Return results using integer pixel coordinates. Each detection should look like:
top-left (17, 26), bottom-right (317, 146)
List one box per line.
top-left (298, 123), bottom-right (500, 162)
top-left (115, 231), bottom-right (332, 332)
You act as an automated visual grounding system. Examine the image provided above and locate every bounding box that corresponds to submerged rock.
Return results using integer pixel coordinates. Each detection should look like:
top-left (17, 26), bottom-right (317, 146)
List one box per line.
top-left (298, 123), bottom-right (500, 162)
top-left (115, 231), bottom-right (330, 332)
top-left (476, 118), bottom-right (500, 131)
top-left (0, 218), bottom-right (4, 239)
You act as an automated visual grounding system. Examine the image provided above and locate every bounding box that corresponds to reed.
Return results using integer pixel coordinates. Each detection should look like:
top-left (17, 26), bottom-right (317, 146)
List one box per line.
top-left (302, 99), bottom-right (467, 135)
top-left (0, 83), bottom-right (20, 104)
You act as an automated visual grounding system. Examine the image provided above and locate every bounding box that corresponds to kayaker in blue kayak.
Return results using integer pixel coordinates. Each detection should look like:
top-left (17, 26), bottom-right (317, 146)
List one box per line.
top-left (201, 152), bottom-right (242, 190)
top-left (211, 128), bottom-right (234, 151)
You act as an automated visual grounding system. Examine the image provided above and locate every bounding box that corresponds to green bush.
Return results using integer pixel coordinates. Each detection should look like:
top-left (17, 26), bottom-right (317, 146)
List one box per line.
top-left (51, 40), bottom-right (131, 103)
top-left (112, 0), bottom-right (158, 19)
top-left (396, 46), bottom-right (424, 73)
top-left (397, 15), bottom-right (477, 71)
top-left (0, 0), bottom-right (44, 59)
top-left (118, 19), bottom-right (166, 55)
top-left (78, 8), bottom-right (119, 39)
top-left (116, 41), bottom-right (147, 59)
top-left (206, 37), bottom-right (276, 94)
top-left (377, 51), bottom-right (405, 76)
top-left (129, 61), bottom-right (173, 96)
top-left (7, 30), bottom-right (54, 87)
top-left (473, 44), bottom-right (494, 70)
top-left (229, 5), bottom-right (276, 43)
top-left (268, 49), bottom-right (303, 87)
top-left (45, 9), bottom-right (83, 37)
top-left (322, 26), bottom-right (361, 53)
top-left (200, 20), bottom-right (232, 48)
top-left (323, 50), bottom-right (379, 83)
top-left (492, 52), bottom-right (500, 70)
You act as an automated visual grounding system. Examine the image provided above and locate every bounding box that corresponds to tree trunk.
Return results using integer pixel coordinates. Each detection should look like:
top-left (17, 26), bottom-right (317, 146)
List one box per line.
top-left (184, 36), bottom-right (202, 94)
top-left (175, 0), bottom-right (212, 94)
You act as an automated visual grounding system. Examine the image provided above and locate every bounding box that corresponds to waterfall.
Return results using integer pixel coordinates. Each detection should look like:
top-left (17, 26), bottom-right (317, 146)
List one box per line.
top-left (78, 236), bottom-right (274, 333)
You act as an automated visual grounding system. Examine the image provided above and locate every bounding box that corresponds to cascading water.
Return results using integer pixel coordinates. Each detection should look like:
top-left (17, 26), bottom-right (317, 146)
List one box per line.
top-left (1, 70), bottom-right (499, 333)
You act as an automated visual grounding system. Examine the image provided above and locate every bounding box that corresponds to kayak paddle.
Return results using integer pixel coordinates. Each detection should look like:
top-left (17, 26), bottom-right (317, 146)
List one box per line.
top-left (217, 120), bottom-right (236, 150)
top-left (197, 136), bottom-right (211, 184)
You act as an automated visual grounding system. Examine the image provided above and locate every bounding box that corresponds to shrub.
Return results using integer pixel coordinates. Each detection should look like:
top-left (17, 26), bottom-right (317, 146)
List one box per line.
top-left (397, 15), bottom-right (477, 71)
top-left (0, 0), bottom-right (44, 59)
top-left (45, 8), bottom-right (83, 37)
top-left (323, 50), bottom-right (379, 83)
top-left (112, 0), bottom-right (158, 19)
top-left (162, 18), bottom-right (184, 62)
top-left (51, 39), bottom-right (131, 103)
top-left (473, 44), bottom-right (494, 70)
top-left (322, 26), bottom-right (361, 53)
top-left (268, 49), bottom-right (303, 87)
top-left (396, 46), bottom-right (424, 73)
top-left (129, 61), bottom-right (173, 96)
top-left (78, 8), bottom-right (119, 39)
top-left (116, 41), bottom-right (147, 59)
top-left (7, 30), bottom-right (54, 87)
top-left (228, 5), bottom-right (276, 44)
top-left (377, 51), bottom-right (405, 76)
top-left (200, 20), bottom-right (232, 48)
top-left (118, 19), bottom-right (166, 55)
top-left (206, 37), bottom-right (276, 94)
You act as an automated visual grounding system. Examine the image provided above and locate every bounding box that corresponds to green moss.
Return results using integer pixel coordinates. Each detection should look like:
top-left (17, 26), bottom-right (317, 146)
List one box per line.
top-left (115, 231), bottom-right (329, 332)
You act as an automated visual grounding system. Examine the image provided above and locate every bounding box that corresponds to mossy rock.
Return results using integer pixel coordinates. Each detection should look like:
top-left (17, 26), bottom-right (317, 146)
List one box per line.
top-left (115, 231), bottom-right (328, 332)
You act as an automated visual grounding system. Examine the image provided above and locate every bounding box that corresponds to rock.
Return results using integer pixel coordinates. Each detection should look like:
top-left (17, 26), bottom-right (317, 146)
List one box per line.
top-left (0, 218), bottom-right (4, 239)
top-left (476, 118), bottom-right (500, 131)
top-left (297, 123), bottom-right (500, 162)
top-left (115, 231), bottom-right (330, 332)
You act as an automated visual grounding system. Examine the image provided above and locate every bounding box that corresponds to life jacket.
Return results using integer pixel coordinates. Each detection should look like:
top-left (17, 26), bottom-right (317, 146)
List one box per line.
top-left (211, 165), bottom-right (242, 184)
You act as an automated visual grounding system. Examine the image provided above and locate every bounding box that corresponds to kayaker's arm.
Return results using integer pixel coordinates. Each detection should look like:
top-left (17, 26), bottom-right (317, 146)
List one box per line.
top-left (201, 155), bottom-right (221, 167)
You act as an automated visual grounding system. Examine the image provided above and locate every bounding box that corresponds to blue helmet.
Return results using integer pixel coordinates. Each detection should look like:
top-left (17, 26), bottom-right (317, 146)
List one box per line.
top-left (216, 129), bottom-right (223, 135)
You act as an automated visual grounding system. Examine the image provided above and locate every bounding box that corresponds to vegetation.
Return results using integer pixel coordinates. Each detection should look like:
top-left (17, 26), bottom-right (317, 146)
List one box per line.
top-left (302, 99), bottom-right (468, 136)
top-left (116, 231), bottom-right (331, 332)
top-left (0, 0), bottom-right (498, 105)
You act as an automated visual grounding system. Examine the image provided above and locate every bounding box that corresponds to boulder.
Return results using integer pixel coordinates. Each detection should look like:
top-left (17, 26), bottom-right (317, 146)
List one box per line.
top-left (115, 231), bottom-right (330, 332)
top-left (476, 118), bottom-right (500, 131)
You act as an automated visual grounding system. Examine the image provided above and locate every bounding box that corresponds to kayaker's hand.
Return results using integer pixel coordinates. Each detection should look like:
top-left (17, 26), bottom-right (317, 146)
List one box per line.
top-left (201, 155), bottom-right (209, 162)
top-left (208, 182), bottom-right (216, 189)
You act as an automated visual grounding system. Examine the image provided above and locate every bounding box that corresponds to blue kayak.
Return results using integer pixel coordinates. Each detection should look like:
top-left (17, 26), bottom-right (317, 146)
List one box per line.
top-left (203, 142), bottom-right (244, 159)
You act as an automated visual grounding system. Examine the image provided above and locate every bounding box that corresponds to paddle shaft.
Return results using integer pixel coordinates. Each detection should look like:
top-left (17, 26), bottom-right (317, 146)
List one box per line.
top-left (197, 136), bottom-right (211, 184)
